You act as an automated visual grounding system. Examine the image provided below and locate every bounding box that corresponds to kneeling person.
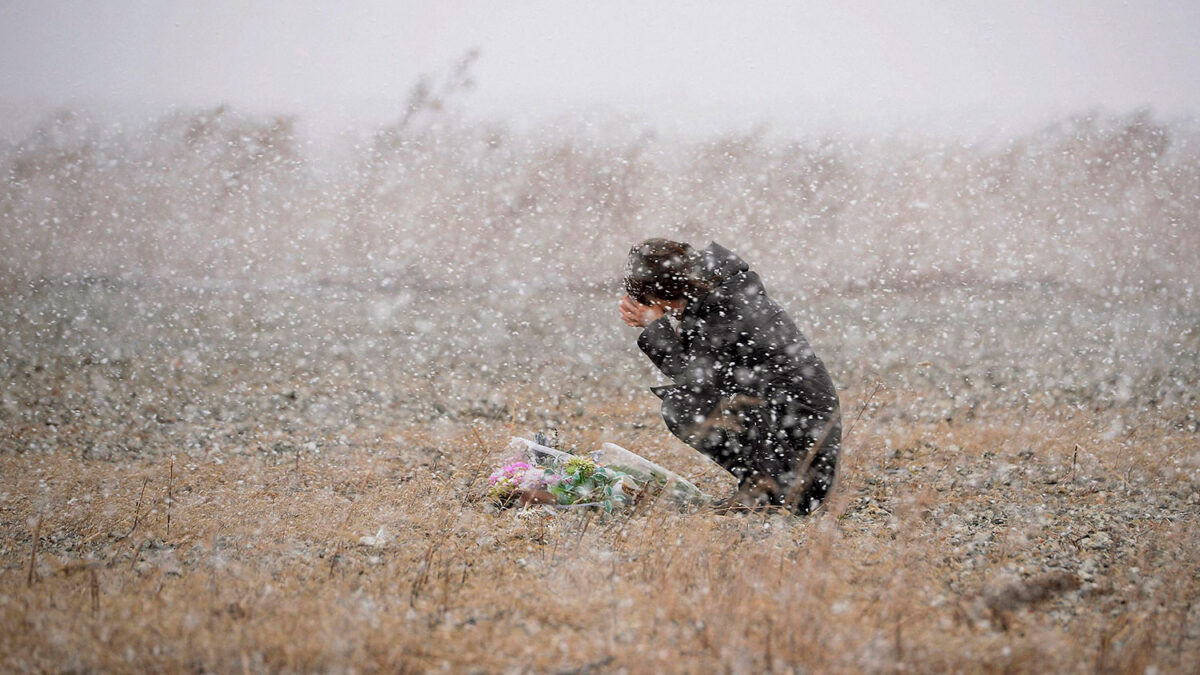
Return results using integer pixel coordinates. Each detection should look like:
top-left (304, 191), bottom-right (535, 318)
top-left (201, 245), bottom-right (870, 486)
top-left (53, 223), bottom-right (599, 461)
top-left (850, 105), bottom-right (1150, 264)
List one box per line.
top-left (619, 239), bottom-right (840, 514)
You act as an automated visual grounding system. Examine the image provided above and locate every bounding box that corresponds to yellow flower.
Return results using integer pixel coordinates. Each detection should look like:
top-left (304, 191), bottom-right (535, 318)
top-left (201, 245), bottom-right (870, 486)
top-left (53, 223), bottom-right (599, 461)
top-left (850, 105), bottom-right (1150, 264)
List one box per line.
top-left (564, 456), bottom-right (597, 479)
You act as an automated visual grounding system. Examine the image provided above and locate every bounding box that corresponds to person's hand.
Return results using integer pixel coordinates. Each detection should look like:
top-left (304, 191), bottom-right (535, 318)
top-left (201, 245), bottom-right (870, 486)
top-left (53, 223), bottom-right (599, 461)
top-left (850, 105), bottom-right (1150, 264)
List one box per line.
top-left (619, 295), bottom-right (665, 328)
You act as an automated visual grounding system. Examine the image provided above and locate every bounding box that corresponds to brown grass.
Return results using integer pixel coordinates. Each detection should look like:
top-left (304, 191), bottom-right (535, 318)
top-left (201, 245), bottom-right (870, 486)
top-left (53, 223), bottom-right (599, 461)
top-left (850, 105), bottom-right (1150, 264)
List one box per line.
top-left (2, 383), bottom-right (1197, 673)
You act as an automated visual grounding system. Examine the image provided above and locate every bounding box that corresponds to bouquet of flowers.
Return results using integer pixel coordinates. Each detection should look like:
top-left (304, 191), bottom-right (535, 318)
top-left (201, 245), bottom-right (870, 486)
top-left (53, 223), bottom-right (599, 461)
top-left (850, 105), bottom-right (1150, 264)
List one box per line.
top-left (486, 436), bottom-right (707, 512)
top-left (488, 455), bottom-right (638, 512)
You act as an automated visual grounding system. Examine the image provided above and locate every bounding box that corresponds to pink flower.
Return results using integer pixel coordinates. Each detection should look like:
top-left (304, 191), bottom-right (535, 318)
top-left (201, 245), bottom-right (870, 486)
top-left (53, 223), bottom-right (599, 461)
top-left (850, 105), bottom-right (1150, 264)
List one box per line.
top-left (490, 461), bottom-right (533, 486)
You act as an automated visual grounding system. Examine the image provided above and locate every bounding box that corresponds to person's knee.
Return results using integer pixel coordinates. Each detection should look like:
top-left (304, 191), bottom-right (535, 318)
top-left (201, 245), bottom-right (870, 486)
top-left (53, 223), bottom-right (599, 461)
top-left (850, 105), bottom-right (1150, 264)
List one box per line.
top-left (660, 389), bottom-right (715, 438)
top-left (659, 393), bottom-right (689, 439)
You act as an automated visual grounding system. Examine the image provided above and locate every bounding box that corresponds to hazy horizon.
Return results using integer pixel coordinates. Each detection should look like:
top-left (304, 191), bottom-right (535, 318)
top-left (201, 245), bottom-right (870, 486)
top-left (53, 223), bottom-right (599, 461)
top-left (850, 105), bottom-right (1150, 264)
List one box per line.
top-left (3, 1), bottom-right (1198, 292)
top-left (2, 1), bottom-right (1199, 139)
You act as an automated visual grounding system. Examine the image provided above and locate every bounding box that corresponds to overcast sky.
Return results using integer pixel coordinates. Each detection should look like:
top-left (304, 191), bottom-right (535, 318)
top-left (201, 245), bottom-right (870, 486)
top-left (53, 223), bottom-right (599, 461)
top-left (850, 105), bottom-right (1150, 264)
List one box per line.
top-left (2, 0), bottom-right (1198, 136)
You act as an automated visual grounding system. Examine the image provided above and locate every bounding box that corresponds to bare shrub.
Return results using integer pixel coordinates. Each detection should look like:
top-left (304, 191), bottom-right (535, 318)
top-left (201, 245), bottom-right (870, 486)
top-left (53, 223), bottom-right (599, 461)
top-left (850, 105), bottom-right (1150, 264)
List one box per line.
top-left (3, 108), bottom-right (1197, 293)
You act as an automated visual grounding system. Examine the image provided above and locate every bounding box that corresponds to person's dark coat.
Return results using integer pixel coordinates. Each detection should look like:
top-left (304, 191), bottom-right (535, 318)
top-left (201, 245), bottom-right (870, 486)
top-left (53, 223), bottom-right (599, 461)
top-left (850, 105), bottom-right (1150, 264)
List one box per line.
top-left (637, 242), bottom-right (840, 513)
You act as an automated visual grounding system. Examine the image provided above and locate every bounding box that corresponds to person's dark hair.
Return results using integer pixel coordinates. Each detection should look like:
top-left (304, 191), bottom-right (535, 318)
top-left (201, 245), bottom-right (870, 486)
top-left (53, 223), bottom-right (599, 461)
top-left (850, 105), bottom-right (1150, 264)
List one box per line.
top-left (624, 238), bottom-right (717, 304)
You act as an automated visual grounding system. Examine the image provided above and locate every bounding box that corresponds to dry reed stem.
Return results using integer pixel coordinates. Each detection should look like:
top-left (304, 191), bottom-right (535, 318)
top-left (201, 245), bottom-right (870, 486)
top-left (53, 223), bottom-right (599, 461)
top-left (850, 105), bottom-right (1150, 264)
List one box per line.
top-left (116, 478), bottom-right (150, 543)
top-left (166, 457), bottom-right (174, 537)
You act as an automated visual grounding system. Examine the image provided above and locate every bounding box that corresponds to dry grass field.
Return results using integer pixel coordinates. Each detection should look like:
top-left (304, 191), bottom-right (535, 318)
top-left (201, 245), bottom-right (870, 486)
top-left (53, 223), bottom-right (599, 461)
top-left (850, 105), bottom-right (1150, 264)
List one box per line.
top-left (1, 278), bottom-right (1197, 673)
top-left (2, 106), bottom-right (1199, 672)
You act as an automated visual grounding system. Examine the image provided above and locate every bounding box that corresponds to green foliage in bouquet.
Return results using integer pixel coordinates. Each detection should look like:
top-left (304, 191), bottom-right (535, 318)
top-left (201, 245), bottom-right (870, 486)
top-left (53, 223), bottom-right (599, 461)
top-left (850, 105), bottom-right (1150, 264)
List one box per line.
top-left (548, 457), bottom-right (632, 512)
